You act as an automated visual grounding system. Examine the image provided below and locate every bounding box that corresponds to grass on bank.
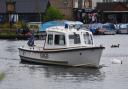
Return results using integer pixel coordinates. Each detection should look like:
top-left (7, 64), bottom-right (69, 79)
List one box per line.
top-left (0, 72), bottom-right (5, 81)
top-left (0, 30), bottom-right (16, 39)
top-left (0, 21), bottom-right (28, 39)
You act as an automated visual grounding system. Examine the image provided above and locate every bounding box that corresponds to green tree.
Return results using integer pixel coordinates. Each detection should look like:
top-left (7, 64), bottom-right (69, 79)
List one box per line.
top-left (43, 6), bottom-right (64, 21)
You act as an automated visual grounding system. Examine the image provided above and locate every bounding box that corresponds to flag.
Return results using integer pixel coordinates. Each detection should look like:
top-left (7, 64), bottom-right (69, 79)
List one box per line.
top-left (27, 33), bottom-right (34, 46)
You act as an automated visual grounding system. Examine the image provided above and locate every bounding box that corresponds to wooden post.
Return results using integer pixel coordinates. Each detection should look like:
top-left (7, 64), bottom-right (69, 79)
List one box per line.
top-left (6, 0), bottom-right (16, 30)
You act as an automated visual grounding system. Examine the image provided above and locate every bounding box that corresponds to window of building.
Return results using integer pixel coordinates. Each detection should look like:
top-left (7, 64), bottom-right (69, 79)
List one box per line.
top-left (84, 0), bottom-right (91, 8)
top-left (74, 0), bottom-right (78, 8)
top-left (103, 0), bottom-right (111, 2)
top-left (78, 0), bottom-right (82, 8)
top-left (54, 35), bottom-right (65, 45)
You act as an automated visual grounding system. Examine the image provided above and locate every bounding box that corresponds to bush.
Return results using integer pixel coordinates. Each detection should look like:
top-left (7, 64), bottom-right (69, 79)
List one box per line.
top-left (1, 23), bottom-right (10, 30)
top-left (0, 22), bottom-right (22, 30)
top-left (43, 6), bottom-right (64, 21)
top-left (15, 20), bottom-right (27, 29)
top-left (0, 30), bottom-right (16, 39)
top-left (0, 72), bottom-right (5, 81)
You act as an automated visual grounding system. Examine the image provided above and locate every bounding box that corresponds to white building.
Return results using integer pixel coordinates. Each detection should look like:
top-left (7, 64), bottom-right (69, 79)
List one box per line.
top-left (102, 0), bottom-right (127, 2)
top-left (73, 0), bottom-right (92, 9)
top-left (92, 0), bottom-right (128, 9)
top-left (92, 0), bottom-right (102, 9)
top-left (73, 0), bottom-right (103, 9)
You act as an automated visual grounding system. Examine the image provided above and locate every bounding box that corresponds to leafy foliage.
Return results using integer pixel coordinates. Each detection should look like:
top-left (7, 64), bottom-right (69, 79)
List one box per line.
top-left (15, 20), bottom-right (27, 29)
top-left (43, 6), bottom-right (64, 21)
top-left (0, 72), bottom-right (5, 81)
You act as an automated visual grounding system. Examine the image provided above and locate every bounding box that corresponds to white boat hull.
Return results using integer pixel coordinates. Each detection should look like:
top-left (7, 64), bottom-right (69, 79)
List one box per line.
top-left (117, 29), bottom-right (128, 34)
top-left (104, 31), bottom-right (116, 35)
top-left (19, 46), bottom-right (104, 68)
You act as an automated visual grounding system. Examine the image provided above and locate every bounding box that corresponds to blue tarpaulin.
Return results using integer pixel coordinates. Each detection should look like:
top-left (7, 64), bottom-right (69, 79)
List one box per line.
top-left (39, 20), bottom-right (84, 32)
top-left (39, 20), bottom-right (66, 32)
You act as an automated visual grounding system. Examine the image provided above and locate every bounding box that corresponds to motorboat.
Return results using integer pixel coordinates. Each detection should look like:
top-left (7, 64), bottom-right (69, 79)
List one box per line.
top-left (19, 21), bottom-right (105, 68)
top-left (97, 23), bottom-right (116, 35)
top-left (116, 24), bottom-right (128, 34)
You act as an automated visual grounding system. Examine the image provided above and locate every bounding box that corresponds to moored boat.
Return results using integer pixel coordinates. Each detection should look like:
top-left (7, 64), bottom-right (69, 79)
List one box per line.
top-left (19, 21), bottom-right (105, 68)
top-left (116, 24), bottom-right (128, 34)
top-left (96, 23), bottom-right (116, 35)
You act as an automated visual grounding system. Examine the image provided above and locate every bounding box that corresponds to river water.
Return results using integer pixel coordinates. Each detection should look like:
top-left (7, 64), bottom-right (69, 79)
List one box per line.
top-left (0, 35), bottom-right (128, 89)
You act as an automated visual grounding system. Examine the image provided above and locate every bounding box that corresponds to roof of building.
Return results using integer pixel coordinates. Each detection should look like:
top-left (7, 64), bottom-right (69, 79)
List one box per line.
top-left (0, 0), bottom-right (48, 13)
top-left (96, 2), bottom-right (128, 12)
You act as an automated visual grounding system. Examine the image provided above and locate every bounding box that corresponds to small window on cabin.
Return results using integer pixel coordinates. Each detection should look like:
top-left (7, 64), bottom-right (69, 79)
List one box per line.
top-left (69, 34), bottom-right (81, 44)
top-left (54, 35), bottom-right (65, 45)
top-left (47, 34), bottom-right (53, 45)
top-left (83, 33), bottom-right (93, 44)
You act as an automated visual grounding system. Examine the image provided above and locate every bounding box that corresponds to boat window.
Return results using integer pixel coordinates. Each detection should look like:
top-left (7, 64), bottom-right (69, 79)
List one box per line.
top-left (54, 35), bottom-right (65, 45)
top-left (69, 34), bottom-right (81, 44)
top-left (69, 25), bottom-right (78, 29)
top-left (47, 34), bottom-right (53, 45)
top-left (83, 33), bottom-right (93, 44)
top-left (69, 25), bottom-right (74, 29)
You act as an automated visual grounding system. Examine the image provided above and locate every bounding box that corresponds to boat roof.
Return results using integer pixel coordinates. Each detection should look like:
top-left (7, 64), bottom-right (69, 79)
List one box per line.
top-left (46, 26), bottom-right (91, 34)
top-left (64, 21), bottom-right (83, 25)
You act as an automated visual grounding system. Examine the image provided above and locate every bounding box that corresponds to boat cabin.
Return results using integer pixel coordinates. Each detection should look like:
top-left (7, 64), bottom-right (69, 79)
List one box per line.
top-left (44, 22), bottom-right (94, 49)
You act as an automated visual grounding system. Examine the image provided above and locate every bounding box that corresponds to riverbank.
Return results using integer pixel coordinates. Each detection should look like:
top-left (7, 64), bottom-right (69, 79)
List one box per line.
top-left (0, 29), bottom-right (45, 40)
top-left (0, 29), bottom-right (32, 39)
top-left (0, 72), bottom-right (5, 81)
top-left (0, 29), bottom-right (17, 39)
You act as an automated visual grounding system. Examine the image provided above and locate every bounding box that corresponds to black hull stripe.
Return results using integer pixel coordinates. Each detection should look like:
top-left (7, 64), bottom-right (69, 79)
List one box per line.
top-left (20, 56), bottom-right (99, 68)
top-left (20, 56), bottom-right (69, 66)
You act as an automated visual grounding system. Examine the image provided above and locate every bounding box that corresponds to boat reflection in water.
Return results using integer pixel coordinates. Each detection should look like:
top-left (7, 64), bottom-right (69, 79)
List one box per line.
top-left (20, 61), bottom-right (105, 82)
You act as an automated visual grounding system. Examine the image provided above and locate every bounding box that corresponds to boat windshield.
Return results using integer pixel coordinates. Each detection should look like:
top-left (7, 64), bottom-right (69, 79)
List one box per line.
top-left (69, 33), bottom-right (81, 45)
top-left (47, 34), bottom-right (65, 46)
top-left (68, 25), bottom-right (82, 30)
top-left (83, 33), bottom-right (93, 44)
top-left (54, 35), bottom-right (65, 45)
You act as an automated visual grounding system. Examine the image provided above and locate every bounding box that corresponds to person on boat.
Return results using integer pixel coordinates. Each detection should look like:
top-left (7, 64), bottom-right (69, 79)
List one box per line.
top-left (27, 30), bottom-right (34, 46)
